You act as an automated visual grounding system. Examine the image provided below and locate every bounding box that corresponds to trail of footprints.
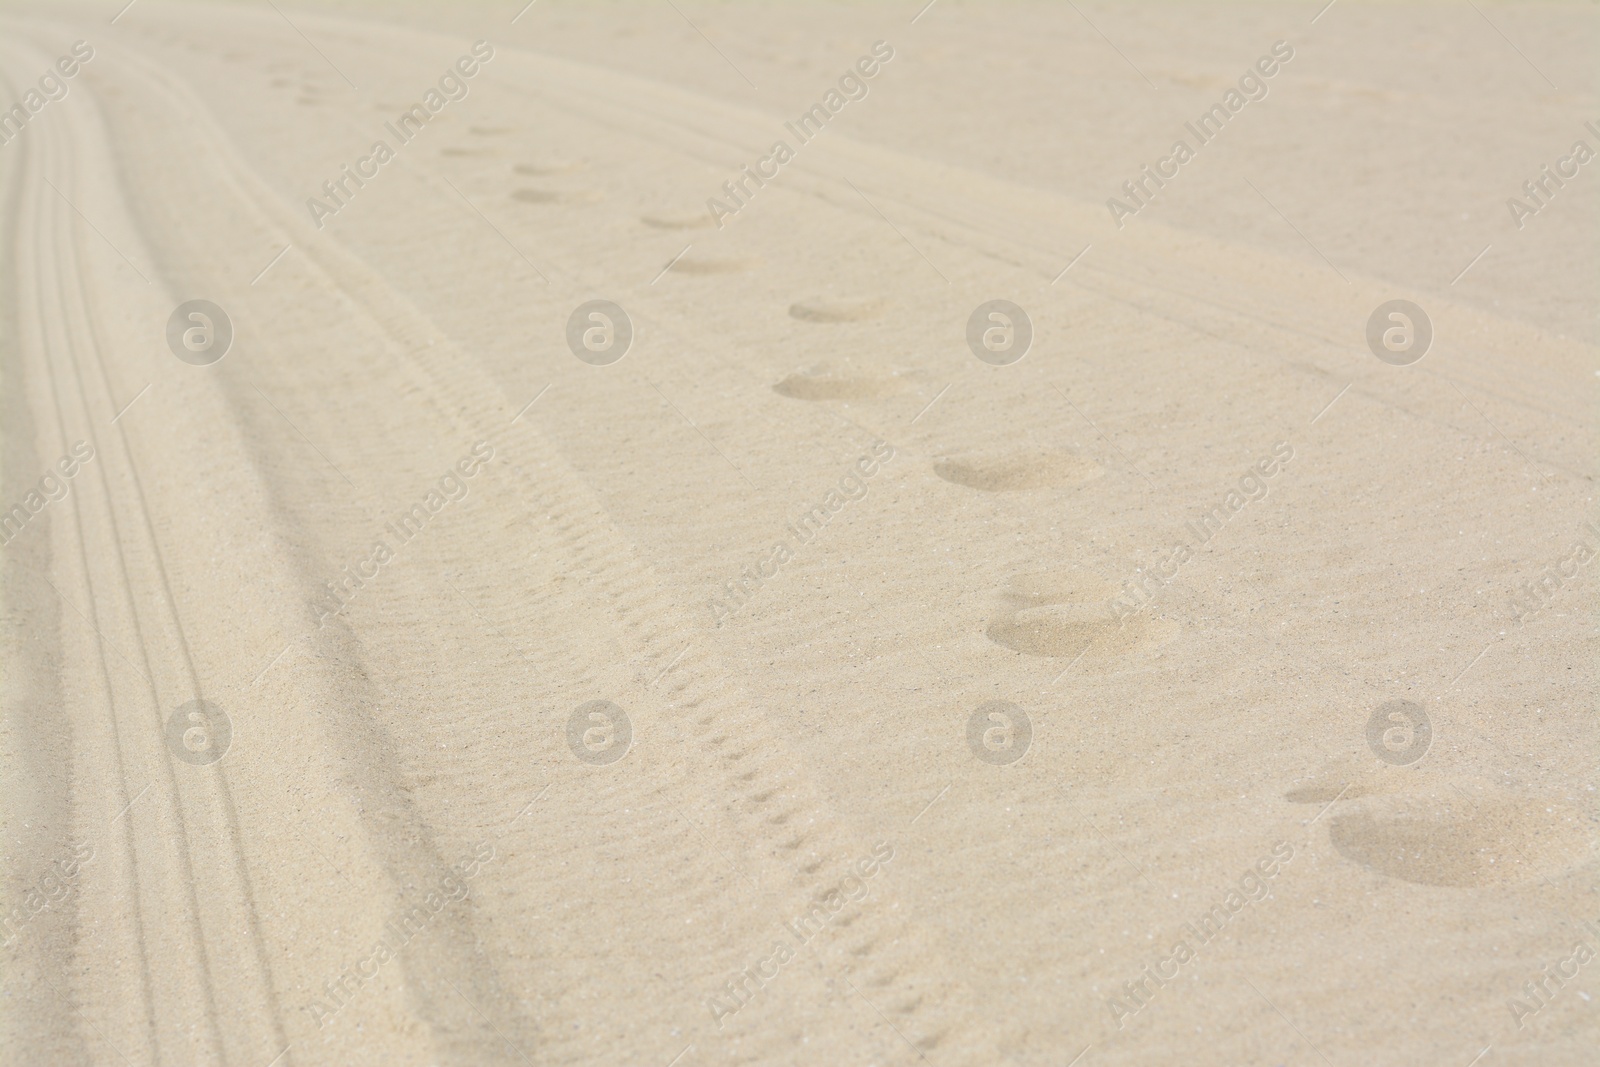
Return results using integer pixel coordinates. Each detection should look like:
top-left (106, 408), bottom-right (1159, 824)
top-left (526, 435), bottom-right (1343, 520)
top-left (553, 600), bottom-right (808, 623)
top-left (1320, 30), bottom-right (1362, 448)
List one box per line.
top-left (768, 297), bottom-right (1165, 669)
top-left (447, 136), bottom-right (1584, 894)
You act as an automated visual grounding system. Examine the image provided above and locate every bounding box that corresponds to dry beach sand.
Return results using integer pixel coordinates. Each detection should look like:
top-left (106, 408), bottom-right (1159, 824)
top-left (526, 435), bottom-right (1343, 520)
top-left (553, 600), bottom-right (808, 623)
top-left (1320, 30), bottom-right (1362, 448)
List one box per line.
top-left (0, 1), bottom-right (1596, 1064)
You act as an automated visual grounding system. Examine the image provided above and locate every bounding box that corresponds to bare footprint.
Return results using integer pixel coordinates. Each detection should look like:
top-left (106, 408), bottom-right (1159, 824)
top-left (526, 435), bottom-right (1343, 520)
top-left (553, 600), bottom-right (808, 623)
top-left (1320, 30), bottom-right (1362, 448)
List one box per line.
top-left (985, 573), bottom-right (1177, 667)
top-left (511, 188), bottom-right (605, 205)
top-left (773, 364), bottom-right (911, 401)
top-left (667, 255), bottom-right (761, 276)
top-left (788, 298), bottom-right (888, 324)
top-left (515, 161), bottom-right (586, 176)
top-left (1283, 755), bottom-right (1387, 804)
top-left (641, 213), bottom-right (716, 231)
top-left (1327, 795), bottom-right (1592, 888)
top-left (933, 449), bottom-right (1102, 492)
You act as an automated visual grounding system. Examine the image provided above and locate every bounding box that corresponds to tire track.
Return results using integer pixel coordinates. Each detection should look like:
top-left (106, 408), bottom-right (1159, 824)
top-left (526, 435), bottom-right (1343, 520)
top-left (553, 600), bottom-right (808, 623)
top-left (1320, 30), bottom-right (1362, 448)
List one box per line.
top-left (94, 22), bottom-right (1015, 1064)
top-left (0, 54), bottom-right (160, 1067)
top-left (2, 27), bottom-right (300, 1066)
top-left (26, 82), bottom-right (252, 1067)
top-left (46, 100), bottom-right (296, 1067)
top-left (151, 40), bottom-right (1024, 1067)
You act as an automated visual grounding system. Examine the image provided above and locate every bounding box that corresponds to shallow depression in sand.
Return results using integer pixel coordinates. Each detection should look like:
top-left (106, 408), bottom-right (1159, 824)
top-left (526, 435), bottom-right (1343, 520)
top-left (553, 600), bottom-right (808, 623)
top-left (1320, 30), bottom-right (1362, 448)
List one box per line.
top-left (934, 450), bottom-right (1103, 492)
top-left (512, 188), bottom-right (604, 204)
top-left (985, 573), bottom-right (1178, 665)
top-left (641, 213), bottom-right (716, 230)
top-left (667, 255), bottom-right (761, 276)
top-left (1329, 797), bottom-right (1593, 888)
top-left (987, 606), bottom-right (1176, 661)
top-left (772, 369), bottom-right (908, 401)
top-left (514, 161), bottom-right (586, 176)
top-left (788, 298), bottom-right (888, 323)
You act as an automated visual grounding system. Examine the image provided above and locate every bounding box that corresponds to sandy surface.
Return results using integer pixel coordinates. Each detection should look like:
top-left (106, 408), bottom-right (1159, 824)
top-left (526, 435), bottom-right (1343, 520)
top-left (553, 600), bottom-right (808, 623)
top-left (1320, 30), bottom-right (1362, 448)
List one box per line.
top-left (0, 1), bottom-right (1595, 1064)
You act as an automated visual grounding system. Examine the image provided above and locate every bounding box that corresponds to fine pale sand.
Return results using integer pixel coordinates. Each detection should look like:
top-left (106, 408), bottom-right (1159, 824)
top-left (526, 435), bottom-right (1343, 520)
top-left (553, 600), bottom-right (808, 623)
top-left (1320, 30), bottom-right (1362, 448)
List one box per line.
top-left (1, 2), bottom-right (1595, 1065)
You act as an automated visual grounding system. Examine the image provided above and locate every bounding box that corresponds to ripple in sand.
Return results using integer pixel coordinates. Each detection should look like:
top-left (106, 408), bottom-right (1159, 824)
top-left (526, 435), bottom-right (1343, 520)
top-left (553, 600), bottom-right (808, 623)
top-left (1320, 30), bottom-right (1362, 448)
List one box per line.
top-left (470, 126), bottom-right (516, 136)
top-left (442, 147), bottom-right (497, 157)
top-left (788, 298), bottom-right (887, 324)
top-left (933, 450), bottom-right (1102, 492)
top-left (1328, 798), bottom-right (1591, 888)
top-left (512, 188), bottom-right (604, 205)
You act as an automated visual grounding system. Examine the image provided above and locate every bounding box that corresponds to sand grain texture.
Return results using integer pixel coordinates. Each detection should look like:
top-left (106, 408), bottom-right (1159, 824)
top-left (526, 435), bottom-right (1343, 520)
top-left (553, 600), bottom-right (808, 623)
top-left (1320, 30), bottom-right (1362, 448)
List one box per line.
top-left (0, 2), bottom-right (1595, 1066)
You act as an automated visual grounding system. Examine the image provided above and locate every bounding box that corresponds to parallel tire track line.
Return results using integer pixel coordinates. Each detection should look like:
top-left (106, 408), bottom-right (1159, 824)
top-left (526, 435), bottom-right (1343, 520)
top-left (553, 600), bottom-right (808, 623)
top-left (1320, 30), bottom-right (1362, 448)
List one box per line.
top-left (12, 31), bottom-right (294, 1064)
top-left (105, 24), bottom-right (1005, 1063)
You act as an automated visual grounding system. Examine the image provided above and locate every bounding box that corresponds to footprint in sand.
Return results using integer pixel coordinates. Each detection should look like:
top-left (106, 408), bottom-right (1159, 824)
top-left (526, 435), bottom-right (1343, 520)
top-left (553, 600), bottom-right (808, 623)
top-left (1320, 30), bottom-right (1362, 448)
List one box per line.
top-left (933, 449), bottom-right (1102, 492)
top-left (985, 573), bottom-right (1177, 667)
top-left (640, 213), bottom-right (716, 231)
top-left (1329, 796), bottom-right (1592, 888)
top-left (514, 161), bottom-right (586, 176)
top-left (1286, 760), bottom-right (1593, 888)
top-left (773, 364), bottom-right (911, 401)
top-left (788, 298), bottom-right (888, 324)
top-left (512, 188), bottom-right (605, 205)
top-left (664, 254), bottom-right (761, 276)
top-left (1283, 762), bottom-right (1382, 805)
